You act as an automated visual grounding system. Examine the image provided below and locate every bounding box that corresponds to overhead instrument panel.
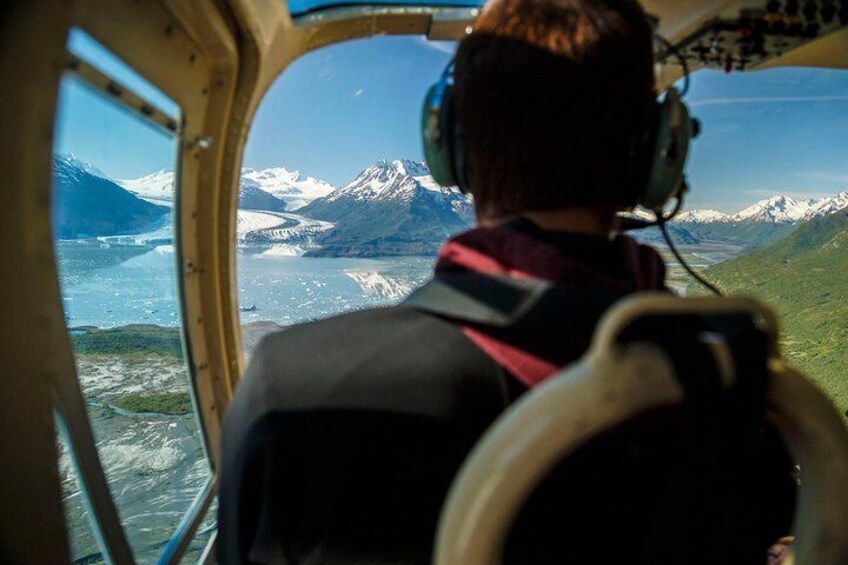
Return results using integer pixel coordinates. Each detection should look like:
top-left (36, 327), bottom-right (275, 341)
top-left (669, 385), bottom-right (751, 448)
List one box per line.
top-left (662, 0), bottom-right (848, 72)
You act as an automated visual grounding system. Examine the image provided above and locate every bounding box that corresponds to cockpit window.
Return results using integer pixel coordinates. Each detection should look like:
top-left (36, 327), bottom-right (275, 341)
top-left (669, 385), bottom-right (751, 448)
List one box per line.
top-left (238, 36), bottom-right (460, 355)
top-left (237, 36), bottom-right (847, 422)
top-left (52, 33), bottom-right (212, 563)
top-left (660, 66), bottom-right (848, 422)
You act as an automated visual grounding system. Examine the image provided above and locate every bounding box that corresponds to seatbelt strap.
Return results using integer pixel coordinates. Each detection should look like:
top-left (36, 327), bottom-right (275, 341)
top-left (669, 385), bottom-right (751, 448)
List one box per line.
top-left (404, 271), bottom-right (621, 330)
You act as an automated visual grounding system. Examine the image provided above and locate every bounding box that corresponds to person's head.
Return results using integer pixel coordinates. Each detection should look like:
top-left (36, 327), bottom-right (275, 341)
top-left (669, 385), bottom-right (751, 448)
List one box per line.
top-left (454, 0), bottom-right (656, 223)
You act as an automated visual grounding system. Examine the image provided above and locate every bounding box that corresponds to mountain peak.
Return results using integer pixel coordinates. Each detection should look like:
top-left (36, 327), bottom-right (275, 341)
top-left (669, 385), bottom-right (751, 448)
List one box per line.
top-left (333, 161), bottom-right (419, 201)
top-left (803, 190), bottom-right (848, 220)
top-left (117, 170), bottom-right (175, 203)
top-left (241, 166), bottom-right (334, 210)
top-left (675, 209), bottom-right (731, 223)
top-left (54, 153), bottom-right (109, 179)
top-left (52, 155), bottom-right (167, 239)
top-left (389, 159), bottom-right (429, 177)
top-left (299, 159), bottom-right (473, 256)
top-left (735, 195), bottom-right (819, 223)
top-left (675, 191), bottom-right (848, 225)
top-left (243, 166), bottom-right (302, 182)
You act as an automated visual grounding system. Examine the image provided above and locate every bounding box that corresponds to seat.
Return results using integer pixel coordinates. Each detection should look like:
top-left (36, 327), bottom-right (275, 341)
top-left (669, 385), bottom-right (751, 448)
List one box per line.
top-left (435, 293), bottom-right (848, 565)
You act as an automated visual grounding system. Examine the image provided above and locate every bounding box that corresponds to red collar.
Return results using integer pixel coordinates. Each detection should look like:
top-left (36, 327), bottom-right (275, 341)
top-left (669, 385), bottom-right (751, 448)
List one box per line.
top-left (434, 221), bottom-right (667, 387)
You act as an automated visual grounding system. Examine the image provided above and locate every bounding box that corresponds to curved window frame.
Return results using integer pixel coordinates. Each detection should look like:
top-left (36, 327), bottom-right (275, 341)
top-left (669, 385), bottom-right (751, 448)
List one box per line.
top-left (52, 31), bottom-right (217, 565)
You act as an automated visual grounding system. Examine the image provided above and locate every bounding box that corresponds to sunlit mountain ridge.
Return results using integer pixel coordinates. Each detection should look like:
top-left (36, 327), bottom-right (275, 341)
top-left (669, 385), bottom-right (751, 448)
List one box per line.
top-left (54, 154), bottom-right (848, 256)
top-left (675, 192), bottom-right (848, 224)
top-left (57, 156), bottom-right (474, 257)
top-left (673, 191), bottom-right (848, 249)
top-left (300, 159), bottom-right (474, 256)
top-left (52, 154), bottom-right (168, 239)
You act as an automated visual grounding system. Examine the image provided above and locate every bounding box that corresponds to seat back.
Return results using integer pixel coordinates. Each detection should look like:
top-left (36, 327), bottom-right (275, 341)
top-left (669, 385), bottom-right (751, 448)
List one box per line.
top-left (434, 294), bottom-right (848, 565)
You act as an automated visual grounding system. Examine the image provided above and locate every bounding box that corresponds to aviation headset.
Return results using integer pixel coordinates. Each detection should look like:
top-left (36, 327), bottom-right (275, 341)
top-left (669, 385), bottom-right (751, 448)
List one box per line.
top-left (421, 39), bottom-right (697, 212)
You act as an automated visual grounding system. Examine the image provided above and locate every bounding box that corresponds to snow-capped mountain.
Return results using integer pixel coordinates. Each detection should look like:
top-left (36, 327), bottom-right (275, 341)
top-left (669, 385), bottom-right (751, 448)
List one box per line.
top-left (53, 155), bottom-right (168, 239)
top-left (803, 191), bottom-right (848, 220)
top-left (241, 167), bottom-right (335, 210)
top-left (675, 192), bottom-right (848, 225)
top-left (316, 159), bottom-right (473, 220)
top-left (674, 209), bottom-right (732, 223)
top-left (617, 207), bottom-right (699, 245)
top-left (673, 191), bottom-right (848, 249)
top-left (732, 195), bottom-right (818, 223)
top-left (301, 160), bottom-right (473, 256)
top-left (55, 155), bottom-right (329, 250)
top-left (119, 170), bottom-right (175, 206)
top-left (119, 169), bottom-right (288, 212)
top-left (56, 153), bottom-right (109, 179)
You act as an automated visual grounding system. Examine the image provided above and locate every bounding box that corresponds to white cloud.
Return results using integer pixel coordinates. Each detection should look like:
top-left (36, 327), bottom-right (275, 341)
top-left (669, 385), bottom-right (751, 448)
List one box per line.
top-left (316, 67), bottom-right (335, 83)
top-left (689, 95), bottom-right (848, 108)
top-left (796, 172), bottom-right (848, 184)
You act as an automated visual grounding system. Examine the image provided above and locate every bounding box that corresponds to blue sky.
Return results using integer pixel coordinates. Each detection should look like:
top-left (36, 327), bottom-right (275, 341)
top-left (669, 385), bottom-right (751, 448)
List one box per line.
top-left (54, 29), bottom-right (179, 180)
top-left (244, 37), bottom-right (454, 185)
top-left (55, 31), bottom-right (848, 212)
top-left (684, 67), bottom-right (848, 210)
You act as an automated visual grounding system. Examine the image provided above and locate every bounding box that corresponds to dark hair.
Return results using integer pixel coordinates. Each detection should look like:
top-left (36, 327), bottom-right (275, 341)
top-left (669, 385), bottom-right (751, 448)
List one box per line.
top-left (454, 0), bottom-right (655, 217)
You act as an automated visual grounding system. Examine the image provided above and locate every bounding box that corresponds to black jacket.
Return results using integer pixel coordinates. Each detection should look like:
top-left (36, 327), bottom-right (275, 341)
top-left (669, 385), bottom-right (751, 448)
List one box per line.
top-left (218, 304), bottom-right (795, 564)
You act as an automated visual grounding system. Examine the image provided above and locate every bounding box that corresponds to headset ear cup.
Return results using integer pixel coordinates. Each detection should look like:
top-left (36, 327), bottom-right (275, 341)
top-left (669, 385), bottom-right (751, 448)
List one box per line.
top-left (641, 89), bottom-right (693, 211)
top-left (421, 81), bottom-right (459, 188)
top-left (442, 84), bottom-right (469, 192)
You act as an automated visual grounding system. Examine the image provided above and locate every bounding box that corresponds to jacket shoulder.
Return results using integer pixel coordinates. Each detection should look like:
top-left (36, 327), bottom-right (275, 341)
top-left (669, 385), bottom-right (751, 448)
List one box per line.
top-left (232, 305), bottom-right (507, 422)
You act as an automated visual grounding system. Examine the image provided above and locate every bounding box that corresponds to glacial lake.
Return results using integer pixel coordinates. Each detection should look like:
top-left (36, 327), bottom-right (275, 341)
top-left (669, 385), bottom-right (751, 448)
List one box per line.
top-left (56, 238), bottom-right (742, 332)
top-left (57, 241), bottom-right (436, 330)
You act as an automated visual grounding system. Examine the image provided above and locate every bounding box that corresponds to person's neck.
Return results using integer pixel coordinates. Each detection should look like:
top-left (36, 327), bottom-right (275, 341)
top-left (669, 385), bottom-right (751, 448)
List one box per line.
top-left (478, 208), bottom-right (617, 238)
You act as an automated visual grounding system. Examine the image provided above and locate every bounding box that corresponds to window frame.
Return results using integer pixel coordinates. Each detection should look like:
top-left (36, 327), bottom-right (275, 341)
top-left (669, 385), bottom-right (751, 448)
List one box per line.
top-left (52, 42), bottom-right (218, 564)
top-left (35, 1), bottom-right (241, 561)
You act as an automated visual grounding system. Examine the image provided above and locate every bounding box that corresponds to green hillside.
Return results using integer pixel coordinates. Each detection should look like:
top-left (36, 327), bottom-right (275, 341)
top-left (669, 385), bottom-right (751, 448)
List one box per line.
top-left (695, 210), bottom-right (848, 420)
top-left (70, 325), bottom-right (183, 361)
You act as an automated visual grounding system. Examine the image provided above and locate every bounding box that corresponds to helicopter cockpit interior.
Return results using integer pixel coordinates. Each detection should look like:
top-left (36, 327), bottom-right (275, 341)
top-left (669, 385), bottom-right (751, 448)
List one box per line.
top-left (2, 0), bottom-right (848, 563)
